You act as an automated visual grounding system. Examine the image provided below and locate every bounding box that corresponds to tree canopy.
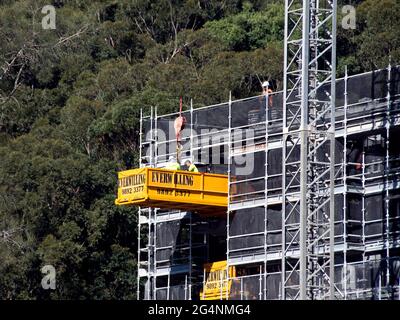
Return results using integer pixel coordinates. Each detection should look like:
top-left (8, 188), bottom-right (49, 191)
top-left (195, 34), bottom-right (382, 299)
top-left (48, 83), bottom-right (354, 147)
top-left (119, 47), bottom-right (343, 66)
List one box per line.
top-left (0, 0), bottom-right (398, 299)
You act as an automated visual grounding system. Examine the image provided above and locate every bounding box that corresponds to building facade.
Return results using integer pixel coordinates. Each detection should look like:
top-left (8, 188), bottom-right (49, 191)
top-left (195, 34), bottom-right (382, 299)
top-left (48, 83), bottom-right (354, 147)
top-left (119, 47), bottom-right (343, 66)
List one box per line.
top-left (137, 66), bottom-right (400, 300)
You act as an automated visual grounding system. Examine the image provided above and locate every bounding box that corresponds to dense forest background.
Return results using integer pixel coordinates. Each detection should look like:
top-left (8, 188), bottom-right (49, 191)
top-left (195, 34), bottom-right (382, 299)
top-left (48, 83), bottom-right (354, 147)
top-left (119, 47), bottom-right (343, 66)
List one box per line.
top-left (0, 0), bottom-right (399, 299)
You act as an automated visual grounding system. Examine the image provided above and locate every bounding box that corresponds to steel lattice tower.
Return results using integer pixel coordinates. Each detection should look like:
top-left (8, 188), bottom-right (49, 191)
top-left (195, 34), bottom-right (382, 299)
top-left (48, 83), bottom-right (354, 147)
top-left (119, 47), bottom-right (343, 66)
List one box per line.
top-left (281, 0), bottom-right (337, 300)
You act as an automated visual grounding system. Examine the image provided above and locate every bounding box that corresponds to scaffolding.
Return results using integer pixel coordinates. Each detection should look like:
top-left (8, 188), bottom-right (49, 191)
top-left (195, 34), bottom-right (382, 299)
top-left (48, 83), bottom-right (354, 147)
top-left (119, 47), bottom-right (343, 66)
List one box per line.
top-left (282, 0), bottom-right (337, 299)
top-left (136, 64), bottom-right (400, 300)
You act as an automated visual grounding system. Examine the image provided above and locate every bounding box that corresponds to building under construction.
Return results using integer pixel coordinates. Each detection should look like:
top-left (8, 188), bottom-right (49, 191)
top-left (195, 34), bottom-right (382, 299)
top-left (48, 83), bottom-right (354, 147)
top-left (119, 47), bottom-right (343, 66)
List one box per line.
top-left (116, 1), bottom-right (400, 300)
top-left (124, 64), bottom-right (400, 300)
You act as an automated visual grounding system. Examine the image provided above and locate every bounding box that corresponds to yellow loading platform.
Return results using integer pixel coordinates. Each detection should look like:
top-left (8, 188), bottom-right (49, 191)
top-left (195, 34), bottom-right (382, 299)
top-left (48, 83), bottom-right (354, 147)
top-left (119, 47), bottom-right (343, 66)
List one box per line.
top-left (200, 261), bottom-right (235, 300)
top-left (115, 167), bottom-right (228, 214)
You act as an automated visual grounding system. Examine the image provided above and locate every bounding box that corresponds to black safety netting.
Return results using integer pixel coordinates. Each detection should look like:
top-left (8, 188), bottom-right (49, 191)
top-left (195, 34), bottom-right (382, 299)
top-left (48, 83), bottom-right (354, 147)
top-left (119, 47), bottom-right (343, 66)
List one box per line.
top-left (231, 152), bottom-right (265, 180)
top-left (344, 260), bottom-right (384, 298)
top-left (335, 78), bottom-right (345, 107)
top-left (230, 153), bottom-right (265, 202)
top-left (156, 220), bottom-right (190, 264)
top-left (389, 129), bottom-right (400, 170)
top-left (229, 93), bottom-right (283, 133)
top-left (265, 273), bottom-right (281, 299)
top-left (318, 193), bottom-right (363, 244)
top-left (230, 275), bottom-right (262, 300)
top-left (142, 118), bottom-right (152, 137)
top-left (193, 144), bottom-right (229, 168)
top-left (347, 70), bottom-right (388, 106)
top-left (390, 66), bottom-right (400, 96)
top-left (266, 208), bottom-right (282, 251)
top-left (193, 103), bottom-right (229, 130)
top-left (155, 288), bottom-right (167, 300)
top-left (332, 257), bottom-right (400, 299)
top-left (229, 207), bottom-right (264, 253)
top-left (346, 140), bottom-right (364, 182)
top-left (141, 118), bottom-right (153, 164)
top-left (140, 144), bottom-right (152, 165)
top-left (389, 257), bottom-right (400, 286)
top-left (346, 194), bottom-right (364, 243)
top-left (155, 285), bottom-right (187, 300)
top-left (228, 205), bottom-right (302, 254)
top-left (228, 257), bottom-right (400, 300)
top-left (389, 190), bottom-right (400, 240)
top-left (267, 149), bottom-right (283, 191)
top-left (230, 271), bottom-right (299, 300)
top-left (365, 194), bottom-right (385, 239)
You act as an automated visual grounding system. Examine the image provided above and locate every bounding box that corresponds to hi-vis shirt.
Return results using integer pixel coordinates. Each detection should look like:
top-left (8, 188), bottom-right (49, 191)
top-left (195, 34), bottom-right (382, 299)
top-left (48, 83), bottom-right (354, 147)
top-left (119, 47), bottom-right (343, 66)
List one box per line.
top-left (188, 164), bottom-right (199, 173)
top-left (166, 162), bottom-right (181, 170)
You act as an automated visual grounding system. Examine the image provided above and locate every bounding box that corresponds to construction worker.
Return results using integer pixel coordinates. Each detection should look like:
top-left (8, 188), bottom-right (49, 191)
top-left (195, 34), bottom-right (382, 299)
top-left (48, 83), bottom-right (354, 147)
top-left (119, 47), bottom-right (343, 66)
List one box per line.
top-left (184, 159), bottom-right (198, 173)
top-left (262, 81), bottom-right (273, 104)
top-left (262, 81), bottom-right (273, 123)
top-left (166, 155), bottom-right (181, 170)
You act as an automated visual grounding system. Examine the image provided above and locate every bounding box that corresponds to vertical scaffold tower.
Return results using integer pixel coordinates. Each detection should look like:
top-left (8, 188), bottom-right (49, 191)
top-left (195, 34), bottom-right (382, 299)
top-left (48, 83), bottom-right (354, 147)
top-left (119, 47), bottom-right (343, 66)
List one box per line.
top-left (282, 0), bottom-right (337, 299)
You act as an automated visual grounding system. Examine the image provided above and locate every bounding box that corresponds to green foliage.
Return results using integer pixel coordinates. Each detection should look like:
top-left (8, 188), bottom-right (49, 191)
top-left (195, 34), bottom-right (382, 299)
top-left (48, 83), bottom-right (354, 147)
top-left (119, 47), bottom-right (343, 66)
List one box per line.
top-left (0, 0), bottom-right (397, 299)
top-left (205, 3), bottom-right (284, 50)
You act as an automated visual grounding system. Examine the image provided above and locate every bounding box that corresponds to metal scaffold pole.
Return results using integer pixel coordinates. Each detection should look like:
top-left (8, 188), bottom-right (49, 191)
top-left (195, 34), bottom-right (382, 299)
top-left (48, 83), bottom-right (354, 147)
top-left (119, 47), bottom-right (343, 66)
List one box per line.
top-left (264, 87), bottom-right (270, 300)
top-left (137, 108), bottom-right (143, 300)
top-left (226, 91), bottom-right (232, 300)
top-left (343, 66), bottom-right (348, 300)
top-left (385, 62), bottom-right (392, 288)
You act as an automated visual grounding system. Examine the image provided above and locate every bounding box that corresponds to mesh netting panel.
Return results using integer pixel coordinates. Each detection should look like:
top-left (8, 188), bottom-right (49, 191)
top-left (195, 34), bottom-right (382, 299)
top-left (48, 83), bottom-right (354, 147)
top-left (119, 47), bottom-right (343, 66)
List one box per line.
top-left (242, 276), bottom-right (262, 300)
top-left (389, 191), bottom-right (400, 240)
top-left (142, 118), bottom-right (152, 140)
top-left (229, 208), bottom-right (264, 252)
top-left (365, 194), bottom-right (384, 238)
top-left (170, 285), bottom-right (186, 300)
top-left (334, 265), bottom-right (344, 292)
top-left (268, 148), bottom-right (282, 175)
top-left (329, 194), bottom-right (345, 242)
top-left (267, 206), bottom-right (281, 231)
top-left (270, 92), bottom-right (283, 118)
top-left (389, 219), bottom-right (400, 238)
top-left (372, 69), bottom-right (389, 100)
top-left (155, 285), bottom-right (187, 300)
top-left (284, 270), bottom-right (300, 298)
top-left (230, 207), bottom-right (264, 236)
top-left (347, 72), bottom-right (374, 105)
top-left (156, 220), bottom-right (190, 263)
top-left (230, 276), bottom-right (262, 300)
top-left (231, 96), bottom-right (266, 128)
top-left (229, 278), bottom-right (242, 300)
top-left (390, 66), bottom-right (400, 96)
top-left (266, 273), bottom-right (281, 299)
top-left (156, 288), bottom-right (167, 300)
top-left (194, 144), bottom-right (229, 167)
top-left (230, 180), bottom-right (265, 202)
top-left (336, 78), bottom-right (345, 107)
top-left (231, 151), bottom-right (265, 181)
top-left (390, 258), bottom-right (400, 285)
top-left (193, 103), bottom-right (229, 130)
top-left (285, 202), bottom-right (300, 224)
top-left (365, 221), bottom-right (384, 239)
top-left (267, 206), bottom-right (282, 249)
top-left (156, 220), bottom-right (183, 247)
top-left (347, 194), bottom-right (363, 221)
top-left (229, 236), bottom-right (264, 252)
top-left (365, 194), bottom-right (384, 221)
